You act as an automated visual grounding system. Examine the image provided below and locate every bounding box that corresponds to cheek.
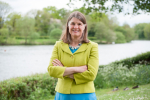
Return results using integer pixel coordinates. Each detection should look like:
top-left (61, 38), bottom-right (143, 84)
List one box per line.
top-left (81, 27), bottom-right (85, 32)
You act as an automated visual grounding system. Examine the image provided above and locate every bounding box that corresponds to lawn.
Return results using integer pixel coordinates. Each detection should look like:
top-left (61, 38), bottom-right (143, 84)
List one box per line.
top-left (96, 84), bottom-right (150, 100)
top-left (43, 84), bottom-right (150, 100)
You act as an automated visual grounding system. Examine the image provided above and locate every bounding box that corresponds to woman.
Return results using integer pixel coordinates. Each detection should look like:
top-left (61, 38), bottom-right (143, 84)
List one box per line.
top-left (47, 11), bottom-right (99, 100)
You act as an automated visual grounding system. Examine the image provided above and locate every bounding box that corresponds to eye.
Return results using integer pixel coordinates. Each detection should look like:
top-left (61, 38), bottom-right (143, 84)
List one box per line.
top-left (78, 23), bottom-right (82, 25)
top-left (71, 23), bottom-right (75, 25)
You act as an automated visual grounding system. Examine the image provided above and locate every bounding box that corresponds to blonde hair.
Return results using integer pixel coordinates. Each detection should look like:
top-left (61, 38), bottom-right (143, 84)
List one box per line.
top-left (60, 11), bottom-right (89, 44)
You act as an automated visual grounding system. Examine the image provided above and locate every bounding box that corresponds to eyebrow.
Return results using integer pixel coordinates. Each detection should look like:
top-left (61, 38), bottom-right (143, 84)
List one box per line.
top-left (70, 22), bottom-right (83, 24)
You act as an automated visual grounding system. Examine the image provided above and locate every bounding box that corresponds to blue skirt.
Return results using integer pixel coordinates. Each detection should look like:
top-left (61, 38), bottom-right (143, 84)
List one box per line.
top-left (54, 92), bottom-right (97, 100)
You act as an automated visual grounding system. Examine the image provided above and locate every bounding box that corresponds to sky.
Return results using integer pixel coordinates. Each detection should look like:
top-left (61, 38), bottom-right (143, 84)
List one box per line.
top-left (2, 0), bottom-right (150, 27)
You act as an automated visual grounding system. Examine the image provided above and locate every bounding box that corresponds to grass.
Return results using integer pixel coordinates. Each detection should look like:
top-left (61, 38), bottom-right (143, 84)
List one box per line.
top-left (96, 84), bottom-right (150, 100)
top-left (5, 39), bottom-right (57, 45)
top-left (41, 84), bottom-right (150, 100)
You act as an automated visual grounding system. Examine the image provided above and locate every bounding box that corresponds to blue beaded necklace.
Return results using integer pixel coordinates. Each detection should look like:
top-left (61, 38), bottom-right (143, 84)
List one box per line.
top-left (69, 43), bottom-right (82, 53)
top-left (69, 43), bottom-right (82, 50)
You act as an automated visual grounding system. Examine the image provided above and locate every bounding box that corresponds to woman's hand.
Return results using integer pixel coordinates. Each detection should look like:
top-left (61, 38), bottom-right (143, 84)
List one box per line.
top-left (52, 59), bottom-right (63, 67)
top-left (75, 65), bottom-right (88, 73)
top-left (69, 74), bottom-right (74, 79)
top-left (68, 65), bottom-right (88, 79)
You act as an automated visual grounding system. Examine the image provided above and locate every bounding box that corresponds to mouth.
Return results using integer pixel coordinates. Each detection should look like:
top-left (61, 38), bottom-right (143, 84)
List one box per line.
top-left (72, 30), bottom-right (79, 33)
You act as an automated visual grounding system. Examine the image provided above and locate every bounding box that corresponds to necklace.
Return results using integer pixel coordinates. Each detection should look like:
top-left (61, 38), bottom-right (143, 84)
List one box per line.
top-left (69, 43), bottom-right (82, 50)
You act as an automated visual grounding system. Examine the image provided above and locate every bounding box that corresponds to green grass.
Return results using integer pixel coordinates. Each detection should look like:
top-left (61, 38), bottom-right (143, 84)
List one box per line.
top-left (96, 84), bottom-right (150, 100)
top-left (5, 39), bottom-right (57, 45)
top-left (41, 84), bottom-right (150, 100)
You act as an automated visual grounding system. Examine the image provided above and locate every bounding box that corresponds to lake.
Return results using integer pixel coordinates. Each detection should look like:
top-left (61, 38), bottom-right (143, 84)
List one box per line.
top-left (0, 40), bottom-right (150, 81)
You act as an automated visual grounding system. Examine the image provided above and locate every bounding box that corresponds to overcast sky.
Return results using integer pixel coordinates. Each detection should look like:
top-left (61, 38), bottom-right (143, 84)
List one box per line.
top-left (2, 0), bottom-right (150, 27)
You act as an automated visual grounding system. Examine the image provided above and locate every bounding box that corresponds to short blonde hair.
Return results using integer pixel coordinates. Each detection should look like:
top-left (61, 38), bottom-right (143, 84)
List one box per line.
top-left (60, 11), bottom-right (89, 44)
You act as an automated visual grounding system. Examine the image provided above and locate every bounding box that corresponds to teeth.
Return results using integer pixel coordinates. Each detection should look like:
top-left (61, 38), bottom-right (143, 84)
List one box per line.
top-left (73, 30), bottom-right (79, 32)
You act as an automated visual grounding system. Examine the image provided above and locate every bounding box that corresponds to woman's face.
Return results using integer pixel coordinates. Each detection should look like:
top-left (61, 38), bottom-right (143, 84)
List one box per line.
top-left (68, 17), bottom-right (86, 39)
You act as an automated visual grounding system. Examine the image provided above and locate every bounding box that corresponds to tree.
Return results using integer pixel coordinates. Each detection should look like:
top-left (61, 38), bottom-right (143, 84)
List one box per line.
top-left (5, 12), bottom-right (21, 36)
top-left (144, 23), bottom-right (150, 40)
top-left (58, 8), bottom-right (70, 25)
top-left (134, 23), bottom-right (147, 39)
top-left (115, 31), bottom-right (126, 43)
top-left (123, 24), bottom-right (135, 42)
top-left (94, 22), bottom-right (108, 42)
top-left (35, 10), bottom-right (51, 36)
top-left (0, 28), bottom-right (9, 44)
top-left (15, 17), bottom-right (35, 44)
top-left (48, 23), bottom-right (62, 35)
top-left (0, 1), bottom-right (11, 29)
top-left (50, 28), bottom-right (62, 40)
top-left (115, 25), bottom-right (135, 42)
top-left (43, 6), bottom-right (61, 19)
top-left (29, 32), bottom-right (40, 43)
top-left (68, 0), bottom-right (150, 15)
top-left (105, 29), bottom-right (116, 43)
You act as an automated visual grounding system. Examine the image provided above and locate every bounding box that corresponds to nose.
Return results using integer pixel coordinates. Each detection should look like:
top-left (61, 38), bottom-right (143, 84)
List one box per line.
top-left (74, 24), bottom-right (78, 28)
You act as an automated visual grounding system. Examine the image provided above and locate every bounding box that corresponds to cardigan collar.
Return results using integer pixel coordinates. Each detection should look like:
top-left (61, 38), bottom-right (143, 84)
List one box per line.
top-left (60, 41), bottom-right (90, 55)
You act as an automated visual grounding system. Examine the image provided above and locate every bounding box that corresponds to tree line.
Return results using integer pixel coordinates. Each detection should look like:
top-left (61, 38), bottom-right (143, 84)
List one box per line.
top-left (0, 1), bottom-right (150, 45)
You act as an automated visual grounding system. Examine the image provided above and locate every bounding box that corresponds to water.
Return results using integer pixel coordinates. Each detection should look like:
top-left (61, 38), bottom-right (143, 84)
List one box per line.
top-left (0, 40), bottom-right (150, 81)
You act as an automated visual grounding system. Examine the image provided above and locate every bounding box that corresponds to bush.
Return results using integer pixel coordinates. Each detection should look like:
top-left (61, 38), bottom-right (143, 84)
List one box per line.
top-left (115, 31), bottom-right (126, 43)
top-left (94, 64), bottom-right (150, 89)
top-left (112, 51), bottom-right (150, 69)
top-left (88, 37), bottom-right (97, 40)
top-left (49, 28), bottom-right (62, 40)
top-left (94, 51), bottom-right (150, 89)
top-left (0, 73), bottom-right (57, 100)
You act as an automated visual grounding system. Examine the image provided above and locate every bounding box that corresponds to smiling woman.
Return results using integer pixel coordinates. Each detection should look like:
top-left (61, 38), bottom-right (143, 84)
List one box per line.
top-left (68, 17), bottom-right (86, 40)
top-left (47, 11), bottom-right (99, 100)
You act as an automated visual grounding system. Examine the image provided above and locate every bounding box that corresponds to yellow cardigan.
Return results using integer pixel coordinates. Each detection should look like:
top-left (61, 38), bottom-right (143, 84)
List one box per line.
top-left (47, 41), bottom-right (99, 94)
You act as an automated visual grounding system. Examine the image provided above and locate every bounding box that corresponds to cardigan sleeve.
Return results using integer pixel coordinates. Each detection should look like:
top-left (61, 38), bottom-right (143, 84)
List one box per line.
top-left (47, 41), bottom-right (66, 79)
top-left (74, 43), bottom-right (99, 84)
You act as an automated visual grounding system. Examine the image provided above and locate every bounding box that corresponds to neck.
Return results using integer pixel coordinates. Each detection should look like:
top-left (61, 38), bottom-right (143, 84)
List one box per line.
top-left (70, 37), bottom-right (81, 47)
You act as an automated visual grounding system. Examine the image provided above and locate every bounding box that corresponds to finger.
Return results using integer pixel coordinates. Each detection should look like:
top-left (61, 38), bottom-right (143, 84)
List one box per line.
top-left (52, 62), bottom-right (58, 66)
top-left (55, 59), bottom-right (62, 63)
top-left (54, 59), bottom-right (63, 66)
top-left (55, 59), bottom-right (62, 65)
top-left (53, 59), bottom-right (60, 65)
top-left (56, 59), bottom-right (64, 66)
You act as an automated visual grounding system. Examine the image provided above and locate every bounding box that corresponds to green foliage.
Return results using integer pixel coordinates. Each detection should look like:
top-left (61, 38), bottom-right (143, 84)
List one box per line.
top-left (29, 32), bottom-right (40, 41)
top-left (15, 17), bottom-right (35, 44)
top-left (88, 36), bottom-right (97, 40)
top-left (96, 84), bottom-right (150, 100)
top-left (68, 0), bottom-right (150, 15)
top-left (112, 51), bottom-right (150, 69)
top-left (94, 64), bottom-right (150, 89)
top-left (49, 28), bottom-right (62, 40)
top-left (35, 10), bottom-right (51, 36)
top-left (115, 25), bottom-right (135, 42)
top-left (43, 6), bottom-right (61, 19)
top-left (134, 23), bottom-right (147, 39)
top-left (115, 31), bottom-right (126, 43)
top-left (0, 73), bottom-right (57, 100)
top-left (0, 28), bottom-right (9, 44)
top-left (94, 51), bottom-right (150, 89)
top-left (94, 22), bottom-right (107, 42)
top-left (144, 23), bottom-right (150, 40)
top-left (105, 29), bottom-right (116, 43)
top-left (94, 22), bottom-right (116, 43)
top-left (48, 23), bottom-right (62, 34)
top-left (0, 1), bottom-right (11, 29)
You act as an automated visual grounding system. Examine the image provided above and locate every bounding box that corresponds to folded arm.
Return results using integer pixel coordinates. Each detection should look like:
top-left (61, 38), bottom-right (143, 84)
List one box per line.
top-left (73, 43), bottom-right (99, 84)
